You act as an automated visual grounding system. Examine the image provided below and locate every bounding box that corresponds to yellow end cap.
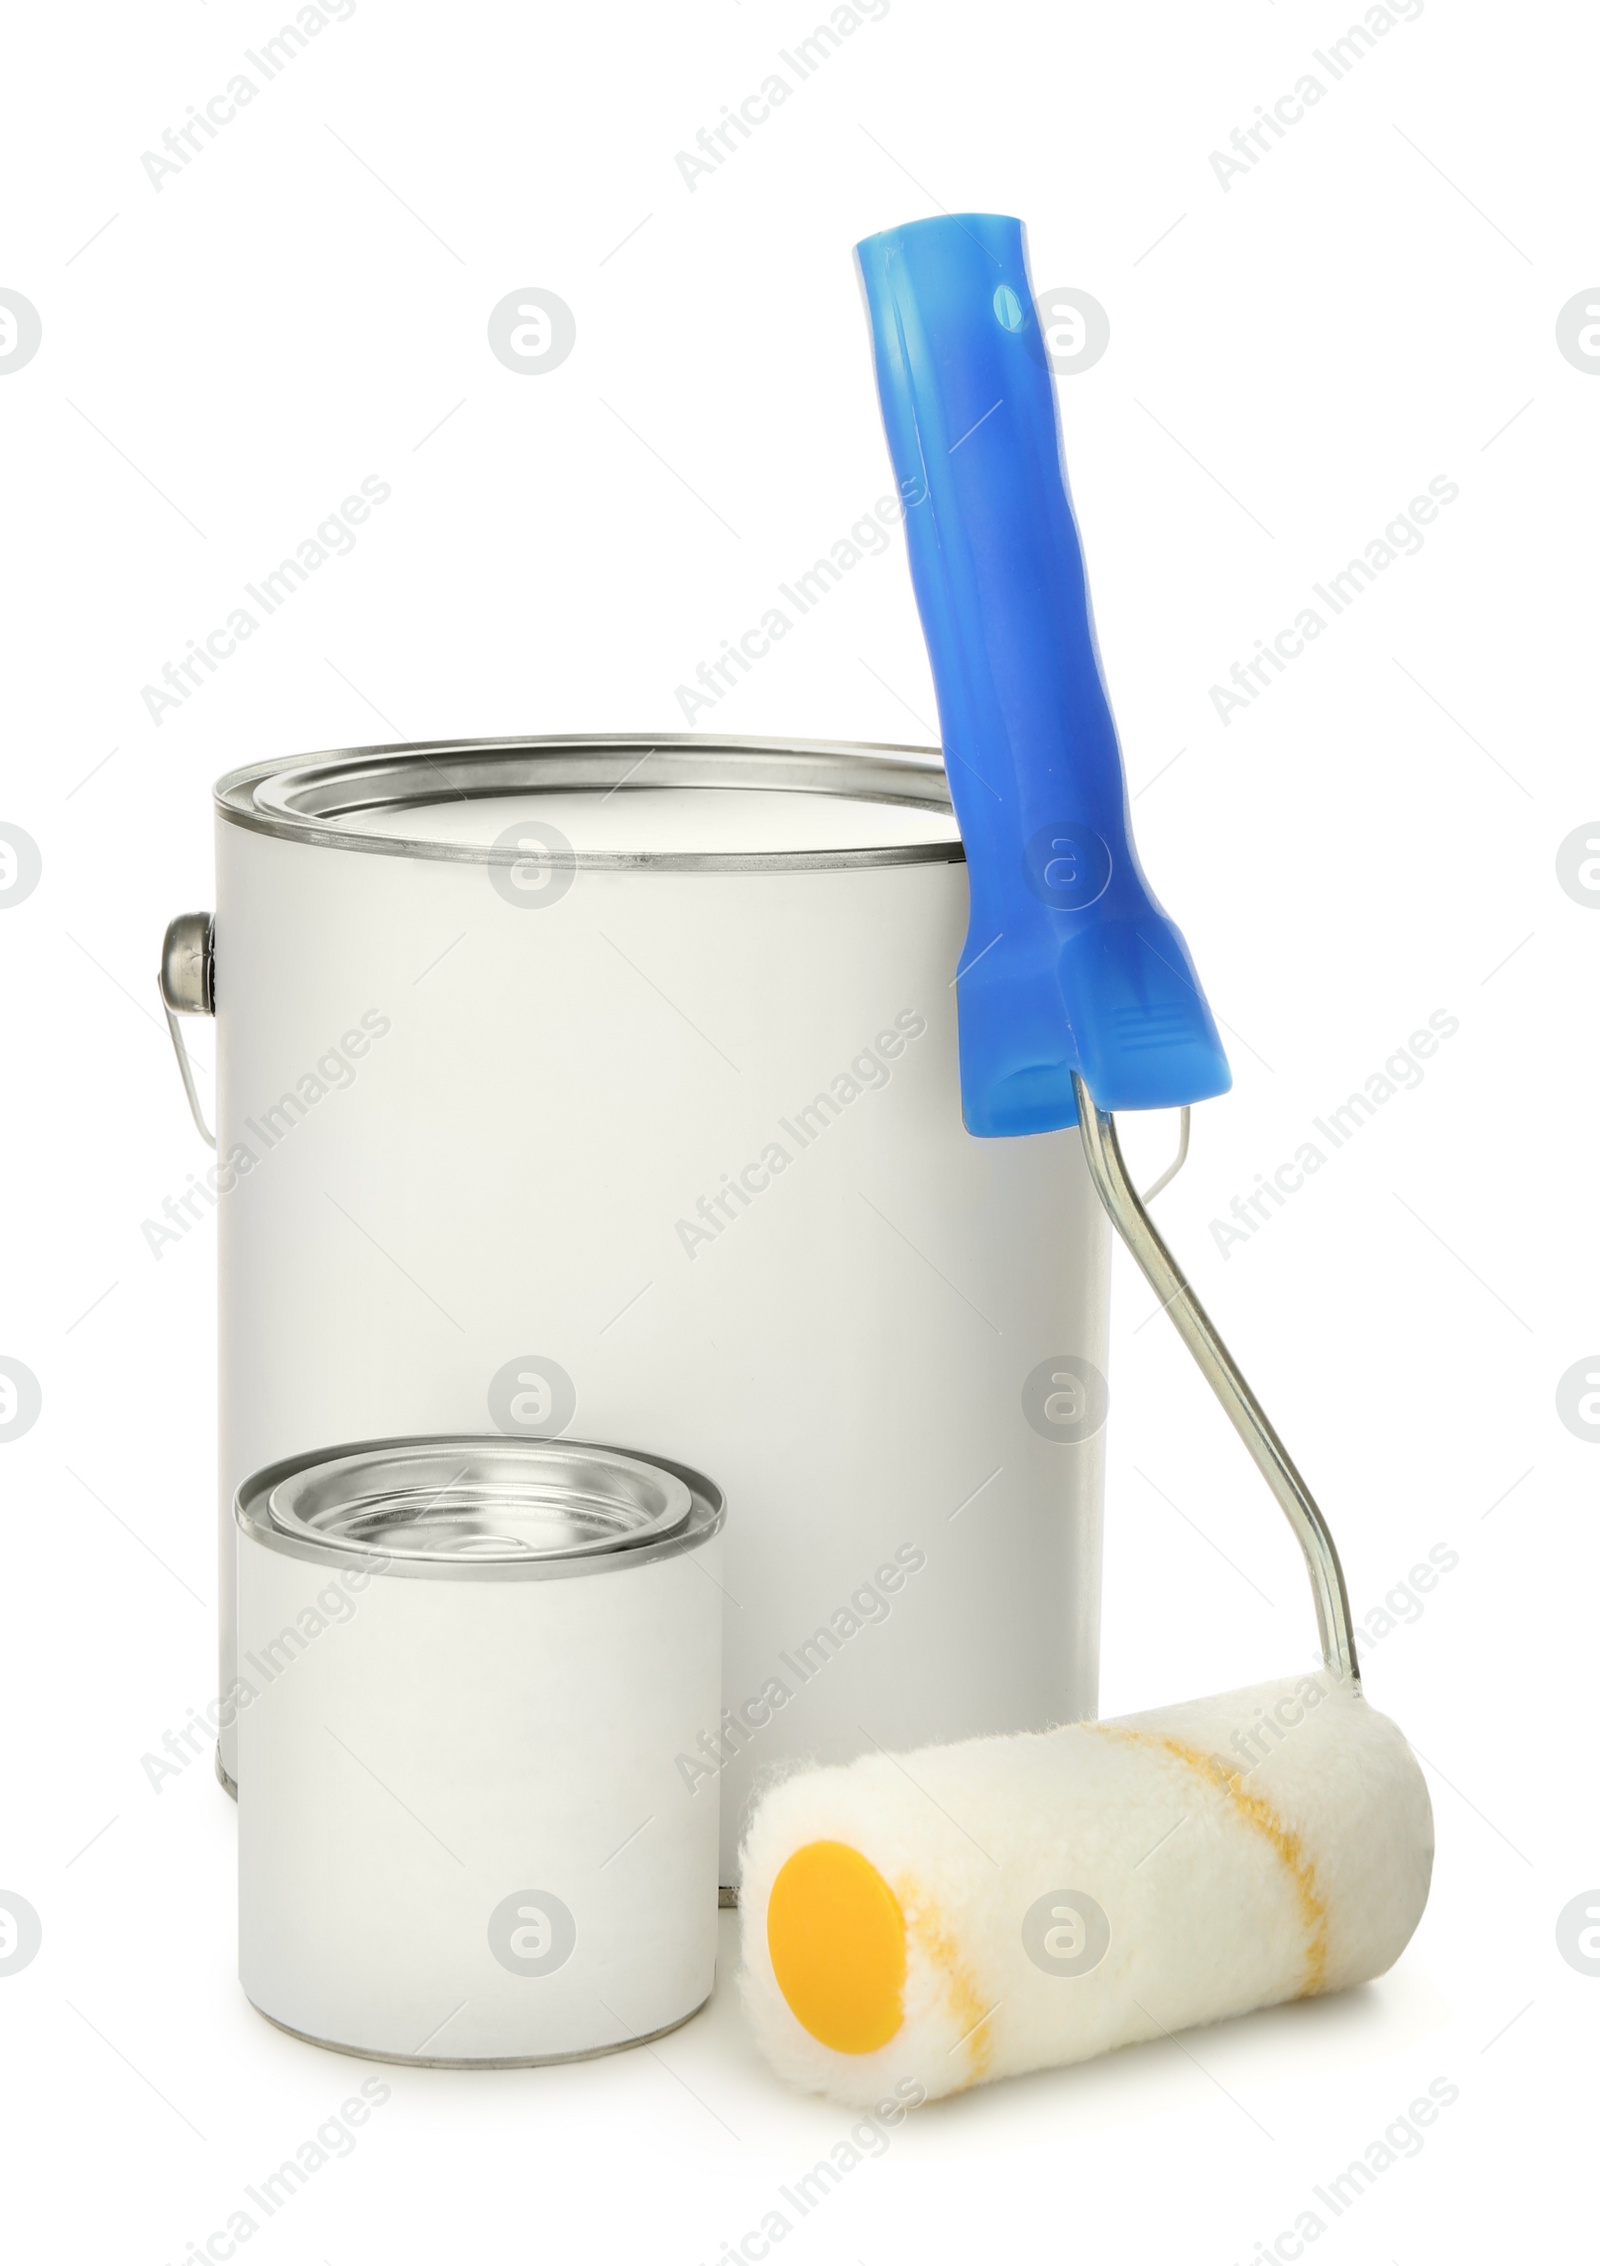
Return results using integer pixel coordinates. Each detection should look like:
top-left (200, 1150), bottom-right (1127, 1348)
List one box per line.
top-left (766, 1839), bottom-right (907, 2055)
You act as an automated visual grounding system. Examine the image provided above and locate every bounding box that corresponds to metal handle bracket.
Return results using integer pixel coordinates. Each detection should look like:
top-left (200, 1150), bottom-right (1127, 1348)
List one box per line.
top-left (160, 912), bottom-right (216, 1148)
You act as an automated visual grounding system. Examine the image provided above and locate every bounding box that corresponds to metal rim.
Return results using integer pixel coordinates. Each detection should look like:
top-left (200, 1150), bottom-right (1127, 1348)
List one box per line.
top-left (249, 1993), bottom-right (712, 2070)
top-left (213, 733), bottom-right (964, 872)
top-left (266, 1440), bottom-right (694, 1565)
top-left (235, 1435), bottom-right (724, 1581)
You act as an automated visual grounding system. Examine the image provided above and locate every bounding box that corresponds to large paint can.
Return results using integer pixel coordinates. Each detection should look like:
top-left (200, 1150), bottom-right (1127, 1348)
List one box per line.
top-left (235, 1436), bottom-right (724, 2064)
top-left (173, 735), bottom-right (1110, 1880)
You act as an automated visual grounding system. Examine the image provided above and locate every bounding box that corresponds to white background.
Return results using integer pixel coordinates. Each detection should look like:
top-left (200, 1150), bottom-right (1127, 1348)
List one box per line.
top-left (1, 0), bottom-right (1595, 2257)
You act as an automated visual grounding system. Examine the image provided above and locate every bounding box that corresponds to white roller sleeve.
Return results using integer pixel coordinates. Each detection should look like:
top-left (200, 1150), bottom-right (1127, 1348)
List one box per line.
top-left (739, 1676), bottom-right (1433, 2106)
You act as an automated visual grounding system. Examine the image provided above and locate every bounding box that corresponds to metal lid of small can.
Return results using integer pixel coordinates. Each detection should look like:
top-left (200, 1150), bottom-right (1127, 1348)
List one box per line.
top-left (236, 1437), bottom-right (724, 1580)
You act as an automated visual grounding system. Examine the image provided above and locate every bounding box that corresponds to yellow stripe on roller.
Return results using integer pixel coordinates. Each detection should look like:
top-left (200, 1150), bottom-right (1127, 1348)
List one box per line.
top-left (1094, 1724), bottom-right (1330, 1995)
top-left (767, 1841), bottom-right (907, 2054)
top-left (900, 1890), bottom-right (996, 2089)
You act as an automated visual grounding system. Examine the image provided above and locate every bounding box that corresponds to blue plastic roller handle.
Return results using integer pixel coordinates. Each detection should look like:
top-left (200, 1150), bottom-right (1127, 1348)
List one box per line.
top-left (856, 213), bottom-right (1231, 1137)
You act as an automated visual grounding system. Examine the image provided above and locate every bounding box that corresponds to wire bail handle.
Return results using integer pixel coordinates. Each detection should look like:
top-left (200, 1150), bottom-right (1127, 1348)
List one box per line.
top-left (160, 912), bottom-right (216, 1149)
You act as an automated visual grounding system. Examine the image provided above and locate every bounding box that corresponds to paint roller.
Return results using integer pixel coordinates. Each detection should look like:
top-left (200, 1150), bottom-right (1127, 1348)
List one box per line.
top-left (738, 213), bottom-right (1433, 2107)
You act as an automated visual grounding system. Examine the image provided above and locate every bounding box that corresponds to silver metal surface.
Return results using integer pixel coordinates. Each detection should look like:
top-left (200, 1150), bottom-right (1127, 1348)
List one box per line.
top-left (161, 995), bottom-right (216, 1147)
top-left (267, 1439), bottom-right (693, 1563)
top-left (253, 1995), bottom-right (712, 2071)
top-left (237, 1435), bottom-right (724, 1581)
top-left (159, 912), bottom-right (217, 1148)
top-left (1140, 1105), bottom-right (1191, 1204)
top-left (214, 734), bottom-right (964, 870)
top-left (161, 911), bottom-right (214, 1014)
top-left (1073, 1074), bottom-right (1360, 1689)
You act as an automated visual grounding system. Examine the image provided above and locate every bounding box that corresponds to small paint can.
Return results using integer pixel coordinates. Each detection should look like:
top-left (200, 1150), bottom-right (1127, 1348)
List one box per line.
top-left (234, 1435), bottom-right (724, 2066)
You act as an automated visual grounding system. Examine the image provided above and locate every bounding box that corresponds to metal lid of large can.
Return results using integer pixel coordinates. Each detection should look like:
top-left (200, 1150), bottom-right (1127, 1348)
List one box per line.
top-left (235, 1437), bottom-right (724, 1579)
top-left (214, 735), bottom-right (962, 871)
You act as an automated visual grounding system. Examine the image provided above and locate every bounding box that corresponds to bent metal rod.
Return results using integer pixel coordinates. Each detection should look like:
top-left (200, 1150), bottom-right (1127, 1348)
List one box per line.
top-left (1072, 1073), bottom-right (1360, 1692)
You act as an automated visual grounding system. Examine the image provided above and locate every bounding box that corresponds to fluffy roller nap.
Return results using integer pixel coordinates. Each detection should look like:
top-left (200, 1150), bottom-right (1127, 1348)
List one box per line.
top-left (739, 1676), bottom-right (1433, 2107)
